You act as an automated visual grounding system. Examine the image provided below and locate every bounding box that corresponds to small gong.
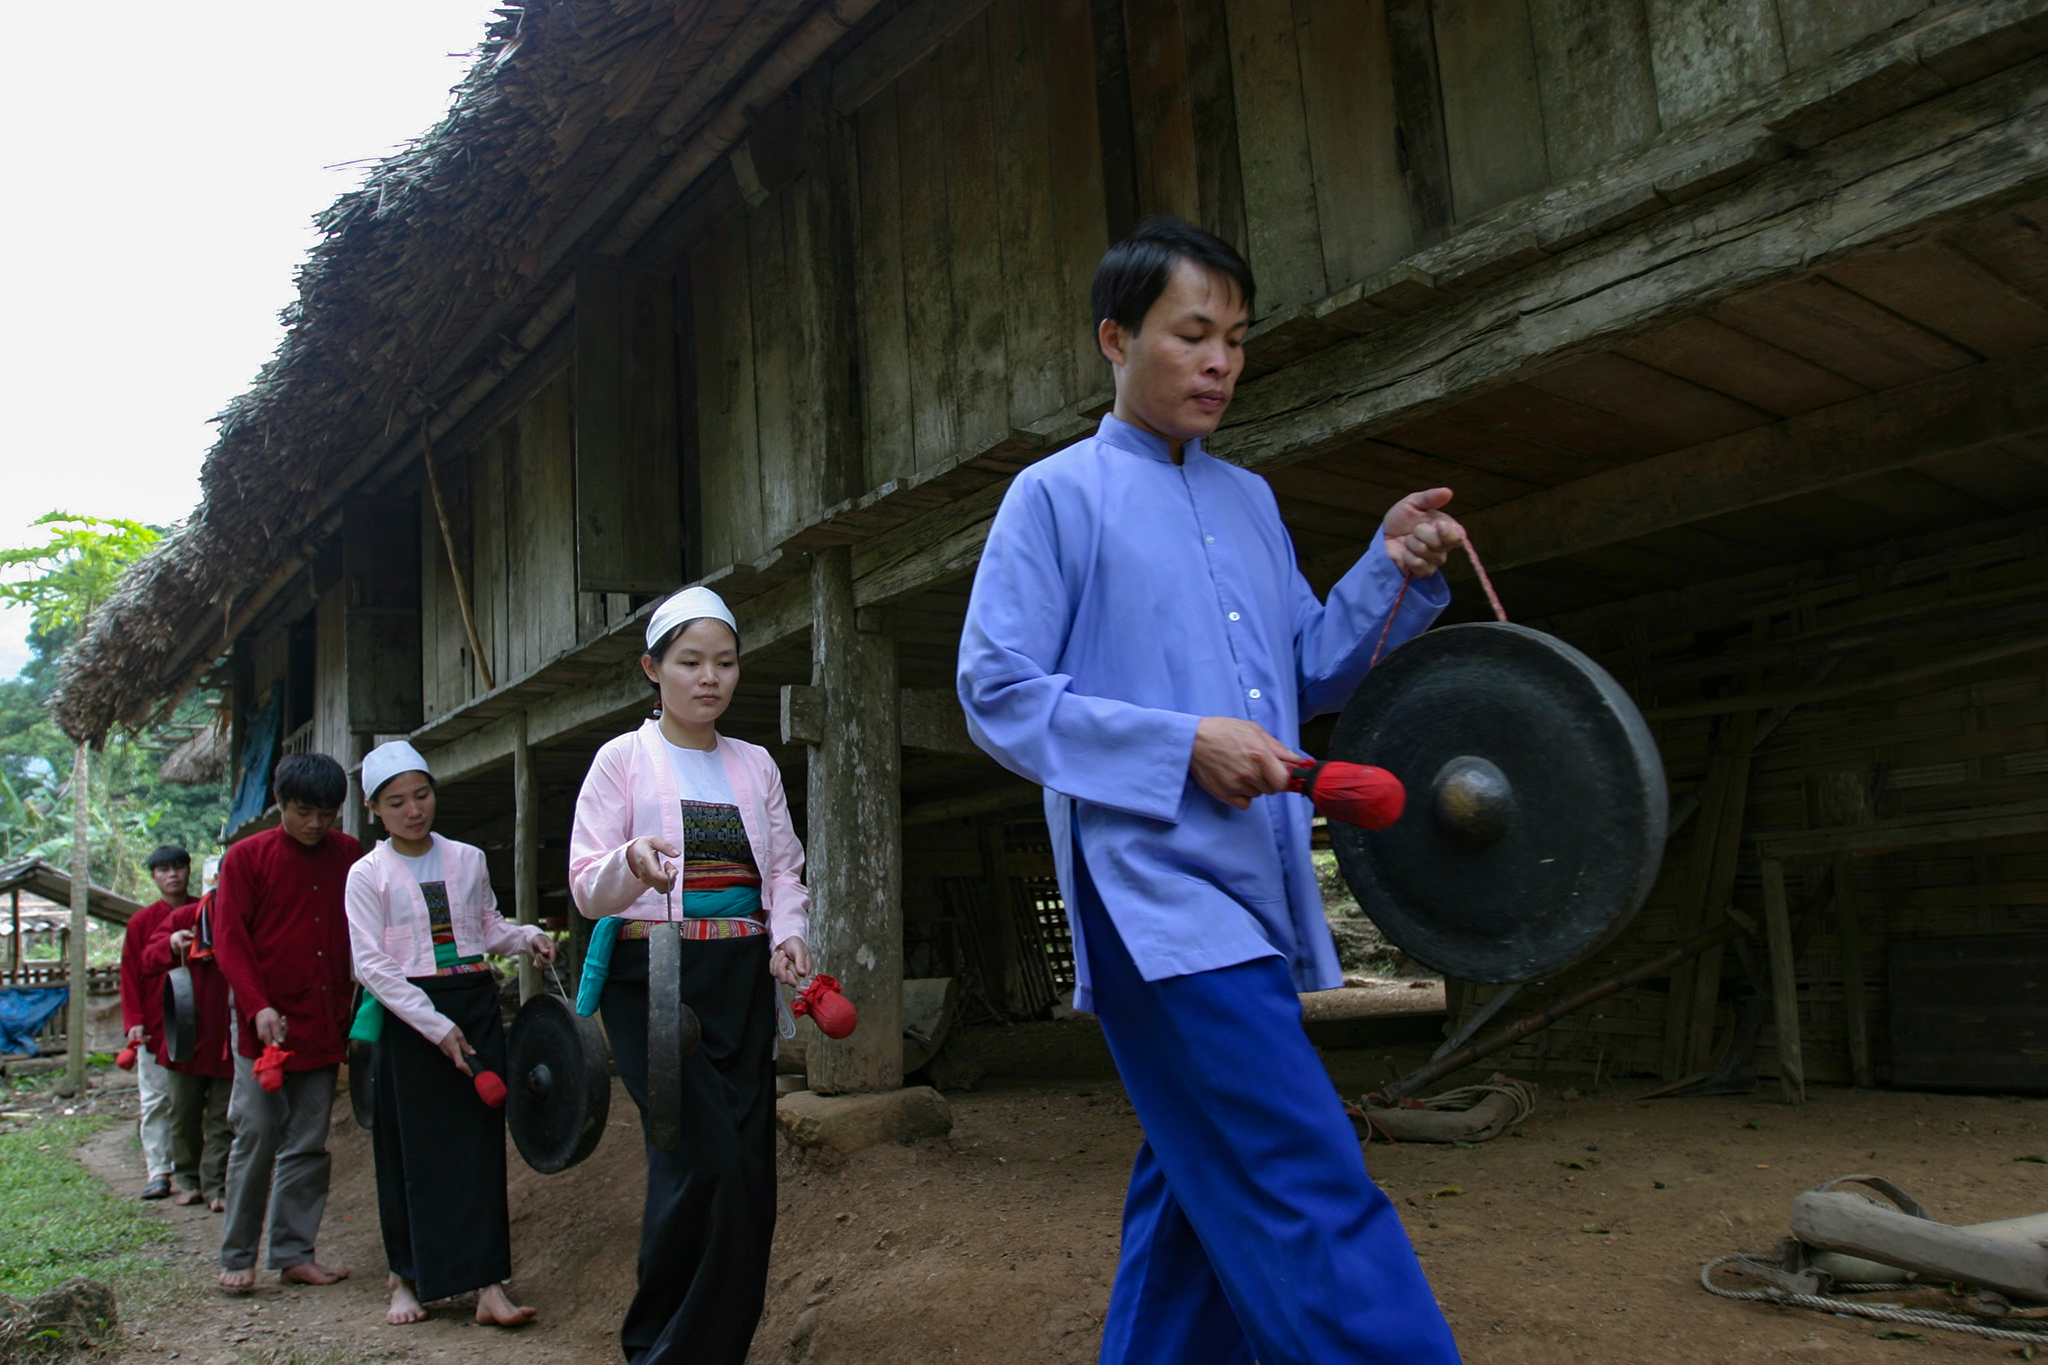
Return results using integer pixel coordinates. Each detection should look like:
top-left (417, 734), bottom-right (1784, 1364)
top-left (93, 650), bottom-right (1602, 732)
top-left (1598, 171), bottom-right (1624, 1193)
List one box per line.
top-left (161, 967), bottom-right (197, 1066)
top-left (1328, 621), bottom-right (1668, 983)
top-left (644, 921), bottom-right (704, 1151)
top-left (507, 993), bottom-right (613, 1173)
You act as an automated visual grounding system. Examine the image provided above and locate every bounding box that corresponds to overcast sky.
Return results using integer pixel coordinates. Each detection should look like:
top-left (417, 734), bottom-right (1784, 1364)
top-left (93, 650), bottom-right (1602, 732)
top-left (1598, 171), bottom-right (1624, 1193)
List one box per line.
top-left (0, 2), bottom-right (501, 680)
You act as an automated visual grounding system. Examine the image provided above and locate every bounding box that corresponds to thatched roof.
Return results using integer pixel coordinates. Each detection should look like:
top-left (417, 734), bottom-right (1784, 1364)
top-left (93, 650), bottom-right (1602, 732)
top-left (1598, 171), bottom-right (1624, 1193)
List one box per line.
top-left (158, 721), bottom-right (228, 786)
top-left (51, 0), bottom-right (814, 741)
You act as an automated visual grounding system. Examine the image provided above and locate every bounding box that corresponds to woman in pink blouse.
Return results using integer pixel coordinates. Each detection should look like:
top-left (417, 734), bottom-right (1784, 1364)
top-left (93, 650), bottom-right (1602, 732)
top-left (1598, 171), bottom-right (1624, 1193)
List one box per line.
top-left (569, 585), bottom-right (810, 1365)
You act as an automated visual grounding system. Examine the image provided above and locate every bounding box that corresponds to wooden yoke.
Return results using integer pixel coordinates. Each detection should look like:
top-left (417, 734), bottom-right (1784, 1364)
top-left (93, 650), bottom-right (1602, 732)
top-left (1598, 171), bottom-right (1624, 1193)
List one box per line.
top-left (800, 546), bottom-right (904, 1095)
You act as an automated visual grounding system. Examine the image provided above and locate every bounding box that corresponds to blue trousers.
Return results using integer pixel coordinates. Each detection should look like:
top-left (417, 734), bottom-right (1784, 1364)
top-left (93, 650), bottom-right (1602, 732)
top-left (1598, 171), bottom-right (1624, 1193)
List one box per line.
top-left (1075, 863), bottom-right (1461, 1365)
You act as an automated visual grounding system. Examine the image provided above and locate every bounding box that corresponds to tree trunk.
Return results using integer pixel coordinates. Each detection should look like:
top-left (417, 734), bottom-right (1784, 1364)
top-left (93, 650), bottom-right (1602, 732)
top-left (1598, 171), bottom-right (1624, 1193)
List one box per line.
top-left (59, 740), bottom-right (90, 1097)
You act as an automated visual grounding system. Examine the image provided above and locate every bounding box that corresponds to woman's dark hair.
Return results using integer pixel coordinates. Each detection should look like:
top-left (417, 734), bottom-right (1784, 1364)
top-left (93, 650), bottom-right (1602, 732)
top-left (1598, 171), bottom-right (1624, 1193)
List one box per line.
top-left (1090, 216), bottom-right (1257, 334)
top-left (644, 617), bottom-right (742, 695)
top-left (367, 772), bottom-right (436, 804)
top-left (273, 752), bottom-right (348, 810)
top-left (145, 845), bottom-right (190, 871)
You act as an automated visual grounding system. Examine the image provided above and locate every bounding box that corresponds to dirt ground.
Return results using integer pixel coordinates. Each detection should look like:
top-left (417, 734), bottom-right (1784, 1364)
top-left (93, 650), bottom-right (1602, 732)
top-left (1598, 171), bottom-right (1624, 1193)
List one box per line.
top-left (74, 1029), bottom-right (2048, 1365)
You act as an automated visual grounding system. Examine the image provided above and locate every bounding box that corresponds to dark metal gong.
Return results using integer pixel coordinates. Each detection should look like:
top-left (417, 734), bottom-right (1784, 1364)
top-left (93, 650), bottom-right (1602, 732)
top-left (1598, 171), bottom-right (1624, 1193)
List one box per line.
top-left (507, 993), bottom-right (613, 1174)
top-left (347, 1038), bottom-right (376, 1130)
top-left (1328, 622), bottom-right (1667, 984)
top-left (644, 922), bottom-right (703, 1151)
top-left (161, 967), bottom-right (196, 1065)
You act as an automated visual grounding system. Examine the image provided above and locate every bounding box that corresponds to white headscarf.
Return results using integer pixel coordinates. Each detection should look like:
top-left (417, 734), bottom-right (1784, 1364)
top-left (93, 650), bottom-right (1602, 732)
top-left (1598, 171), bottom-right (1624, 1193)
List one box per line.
top-left (645, 585), bottom-right (738, 652)
top-left (361, 740), bottom-right (431, 802)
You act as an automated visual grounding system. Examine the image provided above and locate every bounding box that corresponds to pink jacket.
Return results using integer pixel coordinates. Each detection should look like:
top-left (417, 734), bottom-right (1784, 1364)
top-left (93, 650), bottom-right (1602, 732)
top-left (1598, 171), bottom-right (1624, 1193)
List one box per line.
top-left (569, 720), bottom-right (810, 945)
top-left (345, 834), bottom-right (545, 1043)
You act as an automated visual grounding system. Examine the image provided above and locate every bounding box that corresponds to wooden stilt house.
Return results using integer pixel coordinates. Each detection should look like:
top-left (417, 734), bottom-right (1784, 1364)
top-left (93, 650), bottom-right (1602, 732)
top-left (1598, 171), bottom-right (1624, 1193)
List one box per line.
top-left (52, 0), bottom-right (2048, 1098)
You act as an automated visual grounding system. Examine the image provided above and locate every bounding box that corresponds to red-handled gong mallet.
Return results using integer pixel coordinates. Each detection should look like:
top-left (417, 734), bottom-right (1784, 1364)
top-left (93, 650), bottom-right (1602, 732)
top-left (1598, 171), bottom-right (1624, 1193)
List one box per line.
top-left (254, 1044), bottom-right (294, 1092)
top-left (791, 974), bottom-right (858, 1039)
top-left (1289, 760), bottom-right (1406, 830)
top-left (473, 1070), bottom-right (508, 1108)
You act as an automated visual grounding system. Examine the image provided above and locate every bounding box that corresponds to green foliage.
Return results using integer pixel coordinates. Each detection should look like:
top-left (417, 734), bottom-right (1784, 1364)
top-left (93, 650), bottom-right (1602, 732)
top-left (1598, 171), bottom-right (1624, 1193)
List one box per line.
top-left (0, 515), bottom-right (227, 897)
top-left (0, 1116), bottom-right (171, 1296)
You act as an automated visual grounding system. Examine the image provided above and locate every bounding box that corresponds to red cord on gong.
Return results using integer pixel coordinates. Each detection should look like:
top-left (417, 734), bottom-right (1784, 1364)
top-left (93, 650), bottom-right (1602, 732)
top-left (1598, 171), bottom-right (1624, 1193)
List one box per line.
top-left (1368, 527), bottom-right (1507, 670)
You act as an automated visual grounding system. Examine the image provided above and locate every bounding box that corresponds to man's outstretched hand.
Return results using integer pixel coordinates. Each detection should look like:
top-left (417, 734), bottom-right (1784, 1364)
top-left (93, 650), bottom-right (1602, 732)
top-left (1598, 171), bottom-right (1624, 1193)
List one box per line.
top-left (1192, 718), bottom-right (1300, 810)
top-left (1383, 488), bottom-right (1463, 577)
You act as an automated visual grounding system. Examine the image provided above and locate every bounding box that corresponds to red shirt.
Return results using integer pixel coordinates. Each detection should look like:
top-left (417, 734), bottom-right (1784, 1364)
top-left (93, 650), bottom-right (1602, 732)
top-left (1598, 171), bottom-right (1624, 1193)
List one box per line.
top-left (142, 897), bottom-right (234, 1080)
top-left (212, 826), bottom-right (362, 1070)
top-left (119, 900), bottom-right (182, 1053)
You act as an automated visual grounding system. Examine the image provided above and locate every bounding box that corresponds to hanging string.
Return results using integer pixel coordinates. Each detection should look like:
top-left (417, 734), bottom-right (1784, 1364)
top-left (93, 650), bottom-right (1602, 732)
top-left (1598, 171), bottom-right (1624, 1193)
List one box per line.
top-left (1369, 525), bottom-right (1508, 670)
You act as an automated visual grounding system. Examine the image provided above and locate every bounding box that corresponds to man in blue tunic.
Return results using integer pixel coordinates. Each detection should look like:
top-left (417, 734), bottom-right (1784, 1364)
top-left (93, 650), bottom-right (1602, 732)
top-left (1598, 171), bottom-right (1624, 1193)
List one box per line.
top-left (958, 218), bottom-right (1464, 1364)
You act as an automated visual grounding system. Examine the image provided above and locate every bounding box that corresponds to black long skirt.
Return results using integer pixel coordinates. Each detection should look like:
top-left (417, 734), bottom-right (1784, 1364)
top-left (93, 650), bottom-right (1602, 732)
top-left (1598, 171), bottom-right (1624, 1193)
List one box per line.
top-left (370, 972), bottom-right (512, 1302)
top-left (600, 933), bottom-right (777, 1365)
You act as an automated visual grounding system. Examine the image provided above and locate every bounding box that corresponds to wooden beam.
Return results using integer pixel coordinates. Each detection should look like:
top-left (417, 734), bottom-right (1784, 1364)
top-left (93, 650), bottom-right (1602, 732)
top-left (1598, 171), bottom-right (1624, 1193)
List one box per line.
top-left (783, 683), bottom-right (976, 756)
top-left (1646, 627), bottom-right (2048, 721)
top-left (1760, 857), bottom-right (1804, 1105)
top-left (1758, 797), bottom-right (2048, 861)
top-left (1216, 50), bottom-right (2048, 475)
top-left (514, 712), bottom-right (540, 1004)
top-left (903, 783), bottom-right (1043, 827)
top-left (1835, 852), bottom-right (1872, 1088)
top-left (805, 546), bottom-right (904, 1095)
top-left (1457, 344), bottom-right (2048, 574)
top-left (832, 0), bottom-right (995, 114)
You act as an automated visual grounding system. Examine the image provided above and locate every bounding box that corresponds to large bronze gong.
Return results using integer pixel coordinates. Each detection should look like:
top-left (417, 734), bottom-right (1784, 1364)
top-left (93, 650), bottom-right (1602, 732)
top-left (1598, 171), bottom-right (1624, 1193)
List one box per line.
top-left (1328, 622), bottom-right (1667, 984)
top-left (644, 922), bottom-right (703, 1151)
top-left (506, 993), bottom-right (613, 1173)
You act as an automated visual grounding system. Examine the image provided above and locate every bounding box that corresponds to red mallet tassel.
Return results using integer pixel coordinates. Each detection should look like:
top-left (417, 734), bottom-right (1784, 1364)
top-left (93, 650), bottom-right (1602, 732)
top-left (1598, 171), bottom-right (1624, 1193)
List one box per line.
top-left (115, 1044), bottom-right (138, 1072)
top-left (473, 1070), bottom-right (507, 1108)
top-left (254, 1044), bottom-right (293, 1092)
top-left (792, 974), bottom-right (859, 1040)
top-left (1289, 760), bottom-right (1406, 830)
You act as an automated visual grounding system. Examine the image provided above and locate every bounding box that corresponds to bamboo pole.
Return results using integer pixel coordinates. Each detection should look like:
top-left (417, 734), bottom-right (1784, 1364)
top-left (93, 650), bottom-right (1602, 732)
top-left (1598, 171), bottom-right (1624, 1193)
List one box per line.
top-left (59, 741), bottom-right (90, 1097)
top-left (419, 425), bottom-right (495, 693)
top-left (1762, 858), bottom-right (1805, 1105)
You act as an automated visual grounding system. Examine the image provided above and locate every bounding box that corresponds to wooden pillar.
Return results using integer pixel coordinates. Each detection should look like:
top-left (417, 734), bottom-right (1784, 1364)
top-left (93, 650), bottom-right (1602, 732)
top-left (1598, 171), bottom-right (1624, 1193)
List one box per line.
top-left (1835, 852), bottom-right (1872, 1088)
top-left (514, 712), bottom-right (541, 1003)
top-left (10, 888), bottom-right (20, 974)
top-left (1761, 857), bottom-right (1804, 1104)
top-left (804, 545), bottom-right (903, 1095)
top-left (977, 826), bottom-right (1023, 1015)
top-left (59, 741), bottom-right (90, 1097)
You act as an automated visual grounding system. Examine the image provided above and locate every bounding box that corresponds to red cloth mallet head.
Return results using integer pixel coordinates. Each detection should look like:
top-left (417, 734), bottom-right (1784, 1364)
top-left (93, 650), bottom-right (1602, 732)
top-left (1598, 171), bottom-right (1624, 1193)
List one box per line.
top-left (792, 974), bottom-right (858, 1039)
top-left (473, 1070), bottom-right (507, 1108)
top-left (1289, 760), bottom-right (1406, 830)
top-left (115, 1044), bottom-right (138, 1072)
top-left (254, 1044), bottom-right (293, 1092)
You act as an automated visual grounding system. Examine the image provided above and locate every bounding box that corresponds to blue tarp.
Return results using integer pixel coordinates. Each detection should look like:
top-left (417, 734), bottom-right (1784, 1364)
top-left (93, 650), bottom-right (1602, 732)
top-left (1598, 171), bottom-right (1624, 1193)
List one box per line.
top-left (227, 681), bottom-right (284, 833)
top-left (0, 987), bottom-right (68, 1055)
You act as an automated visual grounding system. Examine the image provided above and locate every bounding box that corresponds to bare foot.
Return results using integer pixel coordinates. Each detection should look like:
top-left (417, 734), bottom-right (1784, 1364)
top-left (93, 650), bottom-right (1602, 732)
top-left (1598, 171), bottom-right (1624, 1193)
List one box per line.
top-left (280, 1260), bottom-right (350, 1286)
top-left (174, 1188), bottom-right (204, 1207)
top-left (474, 1283), bottom-right (536, 1327)
top-left (208, 1197), bottom-right (225, 1213)
top-left (386, 1274), bottom-right (427, 1326)
top-left (219, 1266), bottom-right (256, 1294)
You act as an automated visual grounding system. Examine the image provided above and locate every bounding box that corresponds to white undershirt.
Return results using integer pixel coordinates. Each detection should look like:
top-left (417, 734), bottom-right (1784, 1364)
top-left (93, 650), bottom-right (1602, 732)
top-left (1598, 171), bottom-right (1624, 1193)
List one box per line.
top-left (664, 738), bottom-right (735, 805)
top-left (393, 842), bottom-right (443, 887)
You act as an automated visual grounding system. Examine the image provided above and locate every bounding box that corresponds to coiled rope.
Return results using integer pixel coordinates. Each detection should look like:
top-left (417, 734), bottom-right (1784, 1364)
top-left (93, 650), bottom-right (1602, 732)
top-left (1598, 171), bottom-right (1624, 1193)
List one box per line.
top-left (1701, 1252), bottom-right (2048, 1345)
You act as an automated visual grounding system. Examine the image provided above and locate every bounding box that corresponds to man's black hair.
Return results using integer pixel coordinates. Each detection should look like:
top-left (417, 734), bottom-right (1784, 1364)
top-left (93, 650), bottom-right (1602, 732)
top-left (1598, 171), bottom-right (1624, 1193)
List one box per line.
top-left (273, 753), bottom-right (348, 810)
top-left (1090, 217), bottom-right (1257, 335)
top-left (145, 845), bottom-right (190, 871)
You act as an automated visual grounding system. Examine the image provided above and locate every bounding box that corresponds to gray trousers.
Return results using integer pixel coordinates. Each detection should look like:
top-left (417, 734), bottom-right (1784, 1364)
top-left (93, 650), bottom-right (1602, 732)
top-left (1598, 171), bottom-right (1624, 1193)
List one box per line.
top-left (136, 1045), bottom-right (176, 1179)
top-left (168, 1070), bottom-right (233, 1200)
top-left (220, 1056), bottom-right (336, 1271)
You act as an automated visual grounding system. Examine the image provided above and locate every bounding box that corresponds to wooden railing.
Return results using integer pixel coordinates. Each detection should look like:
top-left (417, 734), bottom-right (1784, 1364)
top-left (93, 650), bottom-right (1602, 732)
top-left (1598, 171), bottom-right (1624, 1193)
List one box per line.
top-left (1, 964), bottom-right (120, 1054)
top-left (280, 720), bottom-right (314, 758)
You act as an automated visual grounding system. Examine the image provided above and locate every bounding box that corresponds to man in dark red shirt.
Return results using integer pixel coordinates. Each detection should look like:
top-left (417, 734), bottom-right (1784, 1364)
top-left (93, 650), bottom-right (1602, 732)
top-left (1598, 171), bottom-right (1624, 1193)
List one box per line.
top-left (148, 887), bottom-right (235, 1209)
top-left (119, 845), bottom-right (196, 1199)
top-left (212, 753), bottom-right (361, 1292)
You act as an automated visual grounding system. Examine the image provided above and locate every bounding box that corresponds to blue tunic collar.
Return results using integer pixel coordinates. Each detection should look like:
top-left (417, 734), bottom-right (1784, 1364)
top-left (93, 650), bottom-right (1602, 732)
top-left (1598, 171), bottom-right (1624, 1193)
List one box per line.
top-left (1096, 411), bottom-right (1208, 465)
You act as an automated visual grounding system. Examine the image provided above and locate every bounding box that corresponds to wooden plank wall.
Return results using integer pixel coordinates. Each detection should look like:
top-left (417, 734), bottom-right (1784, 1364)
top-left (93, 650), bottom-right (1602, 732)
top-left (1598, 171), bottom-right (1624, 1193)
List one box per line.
top-left (1468, 520), bottom-right (2048, 1086)
top-left (313, 583), bottom-right (348, 762)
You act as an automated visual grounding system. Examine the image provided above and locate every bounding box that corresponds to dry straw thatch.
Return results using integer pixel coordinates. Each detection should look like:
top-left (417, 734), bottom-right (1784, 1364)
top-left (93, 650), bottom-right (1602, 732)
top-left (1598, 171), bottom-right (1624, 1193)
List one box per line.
top-left (158, 721), bottom-right (229, 786)
top-left (51, 0), bottom-right (791, 742)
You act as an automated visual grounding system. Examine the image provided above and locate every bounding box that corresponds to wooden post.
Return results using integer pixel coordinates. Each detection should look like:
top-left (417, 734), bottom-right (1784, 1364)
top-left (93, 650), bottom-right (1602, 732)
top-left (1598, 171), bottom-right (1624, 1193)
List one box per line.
top-left (59, 741), bottom-right (90, 1097)
top-left (977, 826), bottom-right (1022, 1016)
top-left (804, 545), bottom-right (903, 1095)
top-left (1761, 857), bottom-right (1804, 1105)
top-left (1835, 852), bottom-right (1872, 1088)
top-left (514, 711), bottom-right (540, 1004)
top-left (10, 888), bottom-right (20, 974)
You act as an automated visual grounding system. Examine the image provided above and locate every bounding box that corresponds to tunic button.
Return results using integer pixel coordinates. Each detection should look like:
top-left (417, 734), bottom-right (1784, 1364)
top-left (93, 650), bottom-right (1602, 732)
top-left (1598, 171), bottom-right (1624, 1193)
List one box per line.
top-left (1248, 688), bottom-right (1262, 699)
top-left (1228, 612), bottom-right (1241, 622)
top-left (1205, 536), bottom-right (1215, 544)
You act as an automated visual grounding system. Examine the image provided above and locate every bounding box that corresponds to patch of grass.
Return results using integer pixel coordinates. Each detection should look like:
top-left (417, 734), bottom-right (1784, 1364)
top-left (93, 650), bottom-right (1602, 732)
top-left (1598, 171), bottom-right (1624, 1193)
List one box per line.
top-left (0, 1117), bottom-right (172, 1297)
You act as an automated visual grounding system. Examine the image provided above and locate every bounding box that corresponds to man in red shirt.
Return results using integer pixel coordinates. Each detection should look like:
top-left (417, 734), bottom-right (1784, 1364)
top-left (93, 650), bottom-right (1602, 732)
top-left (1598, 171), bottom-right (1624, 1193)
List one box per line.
top-left (212, 753), bottom-right (361, 1292)
top-left (148, 886), bottom-right (235, 1210)
top-left (119, 845), bottom-right (196, 1200)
